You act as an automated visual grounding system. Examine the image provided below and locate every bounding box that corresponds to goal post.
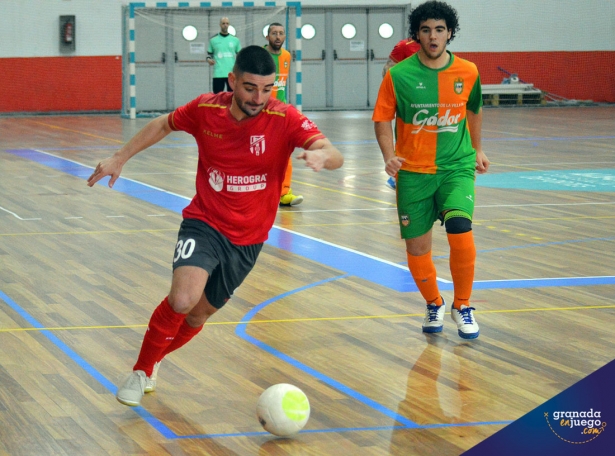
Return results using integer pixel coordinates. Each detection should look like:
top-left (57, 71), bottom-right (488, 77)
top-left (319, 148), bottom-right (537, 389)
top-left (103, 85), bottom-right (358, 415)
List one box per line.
top-left (122, 1), bottom-right (302, 119)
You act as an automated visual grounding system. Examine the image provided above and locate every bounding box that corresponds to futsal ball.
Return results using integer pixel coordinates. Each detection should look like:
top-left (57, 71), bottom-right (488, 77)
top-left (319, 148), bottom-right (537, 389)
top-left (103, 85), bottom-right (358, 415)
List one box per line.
top-left (256, 383), bottom-right (310, 437)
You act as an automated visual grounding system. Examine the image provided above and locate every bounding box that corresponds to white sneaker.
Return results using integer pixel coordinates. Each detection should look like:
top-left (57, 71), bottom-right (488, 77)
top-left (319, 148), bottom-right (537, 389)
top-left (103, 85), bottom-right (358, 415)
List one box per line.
top-left (116, 370), bottom-right (147, 406)
top-left (144, 361), bottom-right (161, 393)
top-left (422, 299), bottom-right (445, 333)
top-left (451, 305), bottom-right (479, 339)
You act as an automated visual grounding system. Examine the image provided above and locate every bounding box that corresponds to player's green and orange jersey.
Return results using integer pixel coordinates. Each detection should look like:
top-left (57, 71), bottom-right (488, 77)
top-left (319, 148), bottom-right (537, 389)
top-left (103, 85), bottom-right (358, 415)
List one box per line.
top-left (372, 51), bottom-right (482, 174)
top-left (266, 47), bottom-right (291, 102)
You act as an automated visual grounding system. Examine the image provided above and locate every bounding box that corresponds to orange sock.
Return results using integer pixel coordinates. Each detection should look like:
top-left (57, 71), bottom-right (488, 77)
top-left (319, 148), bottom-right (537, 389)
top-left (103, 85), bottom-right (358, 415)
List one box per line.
top-left (447, 231), bottom-right (476, 309)
top-left (280, 159), bottom-right (293, 197)
top-left (406, 251), bottom-right (442, 305)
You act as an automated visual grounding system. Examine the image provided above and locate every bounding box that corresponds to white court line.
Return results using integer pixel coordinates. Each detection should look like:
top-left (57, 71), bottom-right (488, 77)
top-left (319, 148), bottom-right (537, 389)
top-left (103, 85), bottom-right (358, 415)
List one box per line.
top-left (287, 201), bottom-right (615, 213)
top-left (0, 206), bottom-right (42, 221)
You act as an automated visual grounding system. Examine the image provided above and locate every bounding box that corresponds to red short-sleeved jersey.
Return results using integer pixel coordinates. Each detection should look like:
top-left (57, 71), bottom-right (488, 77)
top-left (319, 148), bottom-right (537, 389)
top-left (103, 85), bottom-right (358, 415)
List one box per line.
top-left (389, 39), bottom-right (421, 64)
top-left (169, 92), bottom-right (324, 245)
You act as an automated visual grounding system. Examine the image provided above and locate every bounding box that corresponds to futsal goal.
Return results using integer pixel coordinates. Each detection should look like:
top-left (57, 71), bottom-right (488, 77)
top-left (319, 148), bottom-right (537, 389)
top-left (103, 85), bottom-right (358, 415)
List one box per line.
top-left (121, 2), bottom-right (302, 119)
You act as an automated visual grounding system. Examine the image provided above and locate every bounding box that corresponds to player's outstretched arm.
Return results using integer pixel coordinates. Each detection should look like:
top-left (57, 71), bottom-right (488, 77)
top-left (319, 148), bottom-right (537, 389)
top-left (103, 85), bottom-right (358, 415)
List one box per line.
top-left (296, 138), bottom-right (343, 172)
top-left (87, 114), bottom-right (172, 188)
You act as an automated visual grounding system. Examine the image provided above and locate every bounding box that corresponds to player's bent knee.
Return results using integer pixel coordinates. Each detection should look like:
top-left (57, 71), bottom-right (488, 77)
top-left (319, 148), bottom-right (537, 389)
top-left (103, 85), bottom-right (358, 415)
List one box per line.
top-left (444, 210), bottom-right (472, 234)
top-left (167, 292), bottom-right (198, 314)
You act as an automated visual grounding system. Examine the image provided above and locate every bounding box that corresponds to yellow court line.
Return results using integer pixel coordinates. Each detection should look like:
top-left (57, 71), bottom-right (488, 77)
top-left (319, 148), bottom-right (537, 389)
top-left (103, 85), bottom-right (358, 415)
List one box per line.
top-left (0, 228), bottom-right (178, 237)
top-left (26, 120), bottom-right (125, 144)
top-left (2, 212), bottom-right (612, 236)
top-left (294, 180), bottom-right (397, 206)
top-left (2, 304), bottom-right (613, 333)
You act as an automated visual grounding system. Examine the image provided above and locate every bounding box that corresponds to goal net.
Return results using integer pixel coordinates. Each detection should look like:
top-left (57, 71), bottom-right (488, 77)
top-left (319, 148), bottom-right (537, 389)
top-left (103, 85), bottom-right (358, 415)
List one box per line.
top-left (121, 2), bottom-right (300, 118)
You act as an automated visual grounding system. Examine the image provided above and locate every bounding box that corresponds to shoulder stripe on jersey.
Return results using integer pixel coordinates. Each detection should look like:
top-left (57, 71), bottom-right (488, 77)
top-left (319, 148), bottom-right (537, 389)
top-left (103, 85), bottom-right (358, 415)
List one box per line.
top-left (263, 109), bottom-right (286, 117)
top-left (302, 133), bottom-right (325, 149)
top-left (168, 112), bottom-right (177, 130)
top-left (198, 103), bottom-right (227, 109)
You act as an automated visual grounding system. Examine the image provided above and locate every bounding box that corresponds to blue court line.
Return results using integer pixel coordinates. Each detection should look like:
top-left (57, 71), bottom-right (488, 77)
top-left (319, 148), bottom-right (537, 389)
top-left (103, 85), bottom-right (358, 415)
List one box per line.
top-left (0, 290), bottom-right (177, 439)
top-left (235, 275), bottom-right (419, 429)
top-left (0, 287), bottom-right (511, 439)
top-left (9, 148), bottom-right (615, 291)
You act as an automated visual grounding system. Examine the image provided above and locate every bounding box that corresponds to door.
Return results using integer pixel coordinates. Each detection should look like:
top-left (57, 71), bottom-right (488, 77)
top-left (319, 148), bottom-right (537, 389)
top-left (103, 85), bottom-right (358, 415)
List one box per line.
top-left (172, 12), bottom-right (210, 107)
top-left (134, 10), bottom-right (167, 112)
top-left (300, 9), bottom-right (327, 109)
top-left (367, 9), bottom-right (406, 107)
top-left (331, 9), bottom-right (368, 109)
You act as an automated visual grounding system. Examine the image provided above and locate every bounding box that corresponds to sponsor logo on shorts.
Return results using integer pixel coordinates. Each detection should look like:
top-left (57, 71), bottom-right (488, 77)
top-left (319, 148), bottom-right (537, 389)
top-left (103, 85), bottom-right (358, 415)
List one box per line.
top-left (250, 135), bottom-right (266, 156)
top-left (401, 214), bottom-right (410, 226)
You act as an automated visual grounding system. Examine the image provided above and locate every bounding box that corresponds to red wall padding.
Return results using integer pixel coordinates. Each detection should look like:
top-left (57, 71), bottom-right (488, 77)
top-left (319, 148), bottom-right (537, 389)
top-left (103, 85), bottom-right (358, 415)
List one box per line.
top-left (0, 56), bottom-right (122, 112)
top-left (456, 51), bottom-right (615, 103)
top-left (0, 52), bottom-right (613, 113)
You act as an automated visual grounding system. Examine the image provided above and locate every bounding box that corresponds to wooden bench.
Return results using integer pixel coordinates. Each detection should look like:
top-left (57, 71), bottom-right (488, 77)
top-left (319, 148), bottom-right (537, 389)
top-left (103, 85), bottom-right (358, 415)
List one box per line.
top-left (482, 83), bottom-right (546, 106)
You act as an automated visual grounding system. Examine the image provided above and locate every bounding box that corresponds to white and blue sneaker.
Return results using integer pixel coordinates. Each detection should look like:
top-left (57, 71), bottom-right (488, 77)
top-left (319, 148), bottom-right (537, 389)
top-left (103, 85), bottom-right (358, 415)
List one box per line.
top-left (451, 305), bottom-right (479, 339)
top-left (422, 299), bottom-right (446, 333)
top-left (386, 176), bottom-right (396, 190)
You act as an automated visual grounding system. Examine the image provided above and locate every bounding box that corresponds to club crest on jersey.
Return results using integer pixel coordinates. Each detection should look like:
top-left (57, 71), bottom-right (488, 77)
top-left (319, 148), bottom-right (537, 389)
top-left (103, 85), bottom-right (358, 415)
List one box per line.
top-left (454, 78), bottom-right (464, 94)
top-left (208, 167), bottom-right (225, 192)
top-left (401, 215), bottom-right (410, 227)
top-left (301, 119), bottom-right (317, 131)
top-left (250, 135), bottom-right (266, 156)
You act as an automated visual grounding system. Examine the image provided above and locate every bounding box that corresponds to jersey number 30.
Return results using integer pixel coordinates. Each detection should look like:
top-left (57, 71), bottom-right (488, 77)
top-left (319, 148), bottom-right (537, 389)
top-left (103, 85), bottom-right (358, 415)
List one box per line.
top-left (174, 238), bottom-right (196, 262)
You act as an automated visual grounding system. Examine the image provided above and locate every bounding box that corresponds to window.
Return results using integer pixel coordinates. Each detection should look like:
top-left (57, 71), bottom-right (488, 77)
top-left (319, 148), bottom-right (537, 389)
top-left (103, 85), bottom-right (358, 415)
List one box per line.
top-left (378, 23), bottom-right (394, 39)
top-left (341, 24), bottom-right (356, 39)
top-left (182, 25), bottom-right (198, 41)
top-left (301, 24), bottom-right (316, 40)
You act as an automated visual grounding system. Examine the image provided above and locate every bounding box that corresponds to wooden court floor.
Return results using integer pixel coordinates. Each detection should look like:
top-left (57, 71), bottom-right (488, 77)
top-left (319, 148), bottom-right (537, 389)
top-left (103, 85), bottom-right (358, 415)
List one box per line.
top-left (1, 106), bottom-right (614, 455)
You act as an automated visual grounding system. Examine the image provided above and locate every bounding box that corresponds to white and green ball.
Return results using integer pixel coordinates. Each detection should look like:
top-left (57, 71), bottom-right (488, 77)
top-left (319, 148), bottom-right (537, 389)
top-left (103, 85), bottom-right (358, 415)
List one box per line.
top-left (256, 383), bottom-right (310, 436)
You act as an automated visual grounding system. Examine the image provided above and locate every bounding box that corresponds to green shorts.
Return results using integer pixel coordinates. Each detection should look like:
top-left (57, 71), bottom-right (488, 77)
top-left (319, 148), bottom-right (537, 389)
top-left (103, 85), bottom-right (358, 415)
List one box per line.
top-left (396, 169), bottom-right (476, 239)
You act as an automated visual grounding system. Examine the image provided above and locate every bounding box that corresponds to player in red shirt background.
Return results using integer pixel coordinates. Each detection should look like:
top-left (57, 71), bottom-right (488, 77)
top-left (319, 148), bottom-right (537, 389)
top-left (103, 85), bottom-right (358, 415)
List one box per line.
top-left (382, 38), bottom-right (421, 190)
top-left (87, 45), bottom-right (343, 407)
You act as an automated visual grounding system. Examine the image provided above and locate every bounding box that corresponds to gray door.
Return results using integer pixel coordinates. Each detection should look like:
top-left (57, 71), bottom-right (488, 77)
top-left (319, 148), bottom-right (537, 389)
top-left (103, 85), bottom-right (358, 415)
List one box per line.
top-left (332, 10), bottom-right (368, 109)
top-left (301, 9), bottom-right (327, 109)
top-left (134, 10), bottom-right (167, 112)
top-left (368, 9), bottom-right (406, 107)
top-left (172, 12), bottom-right (210, 107)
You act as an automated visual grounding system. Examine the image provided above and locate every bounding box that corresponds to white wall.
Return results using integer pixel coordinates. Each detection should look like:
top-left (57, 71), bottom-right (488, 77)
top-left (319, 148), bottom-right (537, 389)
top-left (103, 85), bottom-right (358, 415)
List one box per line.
top-left (1, 0), bottom-right (613, 57)
top-left (1, 0), bottom-right (124, 57)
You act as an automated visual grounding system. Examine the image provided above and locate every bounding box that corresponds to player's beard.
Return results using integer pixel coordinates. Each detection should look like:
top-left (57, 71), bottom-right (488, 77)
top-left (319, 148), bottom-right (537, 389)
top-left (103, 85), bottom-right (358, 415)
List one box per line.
top-left (269, 41), bottom-right (282, 52)
top-left (236, 97), bottom-right (267, 117)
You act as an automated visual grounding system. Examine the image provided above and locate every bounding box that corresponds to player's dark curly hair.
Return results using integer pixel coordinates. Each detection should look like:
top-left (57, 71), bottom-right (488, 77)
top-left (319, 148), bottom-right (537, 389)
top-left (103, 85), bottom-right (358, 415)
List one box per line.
top-left (408, 1), bottom-right (460, 44)
top-left (233, 45), bottom-right (276, 76)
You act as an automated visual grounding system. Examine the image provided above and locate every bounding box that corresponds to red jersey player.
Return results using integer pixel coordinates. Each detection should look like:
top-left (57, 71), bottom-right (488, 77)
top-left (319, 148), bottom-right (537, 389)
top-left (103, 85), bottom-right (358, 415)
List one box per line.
top-left (382, 38), bottom-right (421, 77)
top-left (87, 45), bottom-right (343, 407)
